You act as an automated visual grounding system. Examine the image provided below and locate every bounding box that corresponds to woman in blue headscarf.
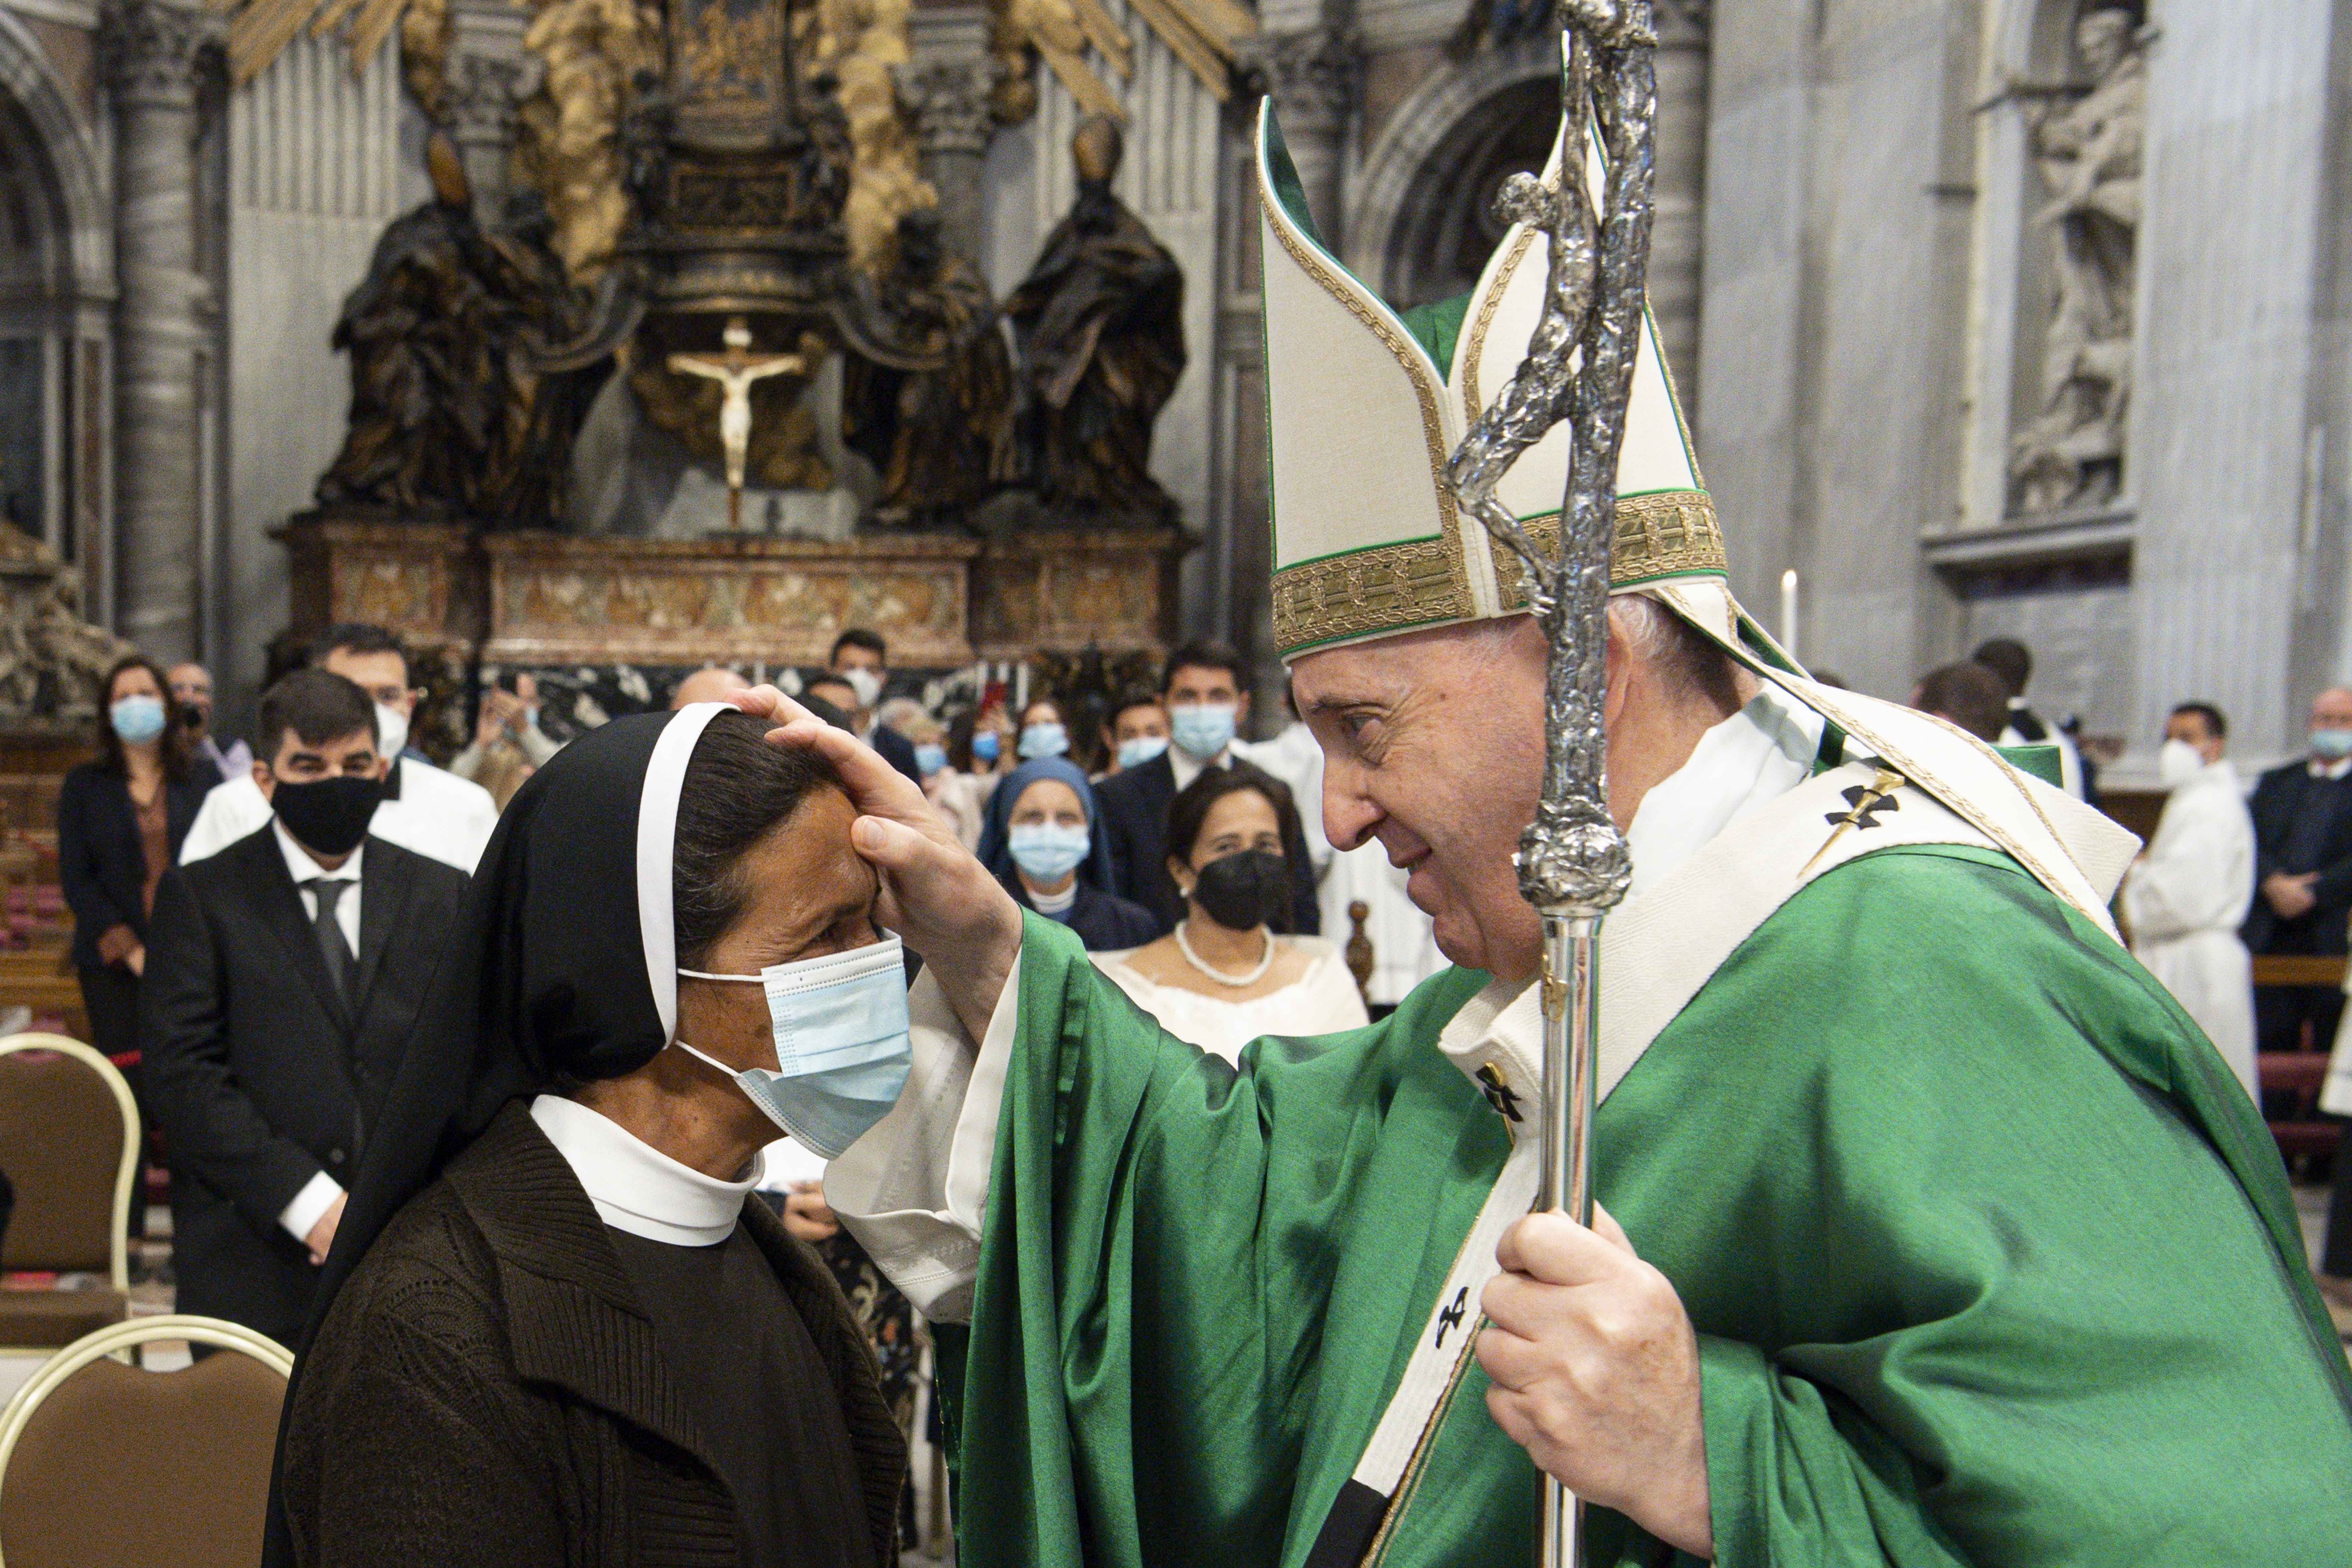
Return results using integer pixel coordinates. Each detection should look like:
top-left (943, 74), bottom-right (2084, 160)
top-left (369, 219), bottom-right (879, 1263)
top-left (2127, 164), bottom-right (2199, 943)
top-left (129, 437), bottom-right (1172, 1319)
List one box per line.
top-left (977, 755), bottom-right (1159, 951)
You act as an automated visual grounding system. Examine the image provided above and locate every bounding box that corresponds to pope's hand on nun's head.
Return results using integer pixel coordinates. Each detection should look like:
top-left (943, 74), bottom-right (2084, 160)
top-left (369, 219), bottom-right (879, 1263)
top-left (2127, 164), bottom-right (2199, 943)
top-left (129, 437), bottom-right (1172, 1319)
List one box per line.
top-left (747, 699), bottom-right (1023, 1029)
top-left (1475, 1205), bottom-right (1713, 1559)
top-left (727, 683), bottom-right (817, 728)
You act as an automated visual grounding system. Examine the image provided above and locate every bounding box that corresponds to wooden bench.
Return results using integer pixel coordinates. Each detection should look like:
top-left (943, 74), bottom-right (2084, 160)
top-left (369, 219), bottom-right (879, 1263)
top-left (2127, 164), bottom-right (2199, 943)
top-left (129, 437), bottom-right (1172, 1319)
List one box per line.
top-left (2252, 955), bottom-right (2346, 1171)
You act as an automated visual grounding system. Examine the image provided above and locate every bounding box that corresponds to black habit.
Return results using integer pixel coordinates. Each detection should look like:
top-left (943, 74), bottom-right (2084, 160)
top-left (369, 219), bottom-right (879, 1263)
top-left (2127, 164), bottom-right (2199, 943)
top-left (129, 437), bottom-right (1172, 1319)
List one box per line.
top-left (998, 868), bottom-right (1160, 952)
top-left (266, 707), bottom-right (906, 1568)
top-left (282, 1102), bottom-right (901, 1568)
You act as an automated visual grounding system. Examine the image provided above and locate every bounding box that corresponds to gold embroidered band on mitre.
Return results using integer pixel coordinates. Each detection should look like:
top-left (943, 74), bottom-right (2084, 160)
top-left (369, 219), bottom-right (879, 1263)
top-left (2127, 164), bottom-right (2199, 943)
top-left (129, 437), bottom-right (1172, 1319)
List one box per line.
top-left (1272, 488), bottom-right (1726, 658)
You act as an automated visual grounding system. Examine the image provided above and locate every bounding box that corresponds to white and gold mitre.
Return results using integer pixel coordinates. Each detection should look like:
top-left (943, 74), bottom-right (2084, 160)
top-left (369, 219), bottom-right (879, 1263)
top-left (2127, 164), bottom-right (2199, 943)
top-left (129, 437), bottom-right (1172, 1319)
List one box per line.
top-left (1258, 100), bottom-right (1724, 661)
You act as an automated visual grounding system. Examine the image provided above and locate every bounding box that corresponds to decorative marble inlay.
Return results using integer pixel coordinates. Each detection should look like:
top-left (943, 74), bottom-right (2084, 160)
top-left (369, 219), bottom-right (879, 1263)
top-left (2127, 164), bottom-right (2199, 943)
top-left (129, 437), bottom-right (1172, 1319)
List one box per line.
top-left (483, 533), bottom-right (981, 667)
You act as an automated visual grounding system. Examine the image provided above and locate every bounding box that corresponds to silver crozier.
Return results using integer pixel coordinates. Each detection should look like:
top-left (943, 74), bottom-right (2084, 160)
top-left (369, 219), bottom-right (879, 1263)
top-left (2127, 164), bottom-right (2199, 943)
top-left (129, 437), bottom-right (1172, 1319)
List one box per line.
top-left (1443, 7), bottom-right (1658, 1568)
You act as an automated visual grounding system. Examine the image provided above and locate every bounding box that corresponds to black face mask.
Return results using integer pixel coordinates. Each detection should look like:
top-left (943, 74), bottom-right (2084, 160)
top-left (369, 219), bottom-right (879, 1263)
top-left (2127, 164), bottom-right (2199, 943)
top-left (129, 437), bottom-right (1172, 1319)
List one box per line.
top-left (1190, 848), bottom-right (1289, 932)
top-left (179, 706), bottom-right (206, 731)
top-left (272, 774), bottom-right (382, 858)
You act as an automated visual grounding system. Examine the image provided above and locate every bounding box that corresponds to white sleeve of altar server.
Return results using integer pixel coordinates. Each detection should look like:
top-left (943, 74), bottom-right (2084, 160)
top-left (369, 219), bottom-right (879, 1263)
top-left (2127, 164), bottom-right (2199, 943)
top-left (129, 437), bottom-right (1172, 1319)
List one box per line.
top-left (826, 950), bottom-right (1021, 1324)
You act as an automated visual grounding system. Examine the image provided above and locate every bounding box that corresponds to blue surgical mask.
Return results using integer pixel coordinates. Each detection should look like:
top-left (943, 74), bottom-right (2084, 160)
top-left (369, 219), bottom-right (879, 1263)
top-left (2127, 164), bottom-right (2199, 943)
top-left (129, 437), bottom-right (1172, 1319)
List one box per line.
top-left (1117, 734), bottom-right (1169, 770)
top-left (1019, 721), bottom-right (1069, 760)
top-left (674, 934), bottom-right (912, 1157)
top-left (109, 694), bottom-right (168, 745)
top-left (915, 742), bottom-right (948, 776)
top-left (971, 730), bottom-right (1001, 764)
top-left (1009, 822), bottom-right (1090, 882)
top-left (2315, 728), bottom-right (2352, 760)
top-left (1170, 702), bottom-right (1236, 761)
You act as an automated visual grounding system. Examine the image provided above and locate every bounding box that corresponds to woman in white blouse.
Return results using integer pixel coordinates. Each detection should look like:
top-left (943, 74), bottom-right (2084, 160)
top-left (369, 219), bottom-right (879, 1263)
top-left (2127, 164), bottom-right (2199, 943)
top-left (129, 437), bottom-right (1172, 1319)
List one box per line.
top-left (1093, 762), bottom-right (1367, 1063)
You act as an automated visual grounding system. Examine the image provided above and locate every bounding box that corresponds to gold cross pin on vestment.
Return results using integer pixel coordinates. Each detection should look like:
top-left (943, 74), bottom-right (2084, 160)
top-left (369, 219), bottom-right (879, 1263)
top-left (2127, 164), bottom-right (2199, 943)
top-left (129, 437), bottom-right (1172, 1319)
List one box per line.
top-left (1801, 766), bottom-right (1907, 878)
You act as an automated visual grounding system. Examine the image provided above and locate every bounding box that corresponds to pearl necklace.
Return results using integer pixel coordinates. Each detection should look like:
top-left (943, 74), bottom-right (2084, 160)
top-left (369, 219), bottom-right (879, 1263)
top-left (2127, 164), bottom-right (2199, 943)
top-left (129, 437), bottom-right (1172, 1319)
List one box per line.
top-left (1174, 920), bottom-right (1277, 987)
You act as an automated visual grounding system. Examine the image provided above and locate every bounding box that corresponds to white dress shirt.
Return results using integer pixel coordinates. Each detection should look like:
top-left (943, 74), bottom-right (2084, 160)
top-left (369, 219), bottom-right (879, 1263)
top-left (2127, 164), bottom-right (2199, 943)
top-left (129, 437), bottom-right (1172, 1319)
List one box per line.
top-left (180, 756), bottom-right (499, 873)
top-left (274, 818), bottom-right (364, 953)
top-left (530, 1094), bottom-right (764, 1245)
top-left (272, 822), bottom-right (368, 1244)
top-left (1169, 743), bottom-right (1225, 794)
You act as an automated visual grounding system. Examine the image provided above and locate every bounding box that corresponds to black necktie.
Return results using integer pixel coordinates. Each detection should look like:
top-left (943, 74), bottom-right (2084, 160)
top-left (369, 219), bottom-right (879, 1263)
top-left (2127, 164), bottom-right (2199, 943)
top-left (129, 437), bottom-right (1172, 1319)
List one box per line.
top-left (305, 878), bottom-right (355, 999)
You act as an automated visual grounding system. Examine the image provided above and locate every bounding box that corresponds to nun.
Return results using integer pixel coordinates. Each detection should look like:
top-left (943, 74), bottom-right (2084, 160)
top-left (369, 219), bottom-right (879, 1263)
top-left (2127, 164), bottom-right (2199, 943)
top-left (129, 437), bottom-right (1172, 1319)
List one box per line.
top-left (273, 706), bottom-right (907, 1568)
top-left (973, 754), bottom-right (1160, 951)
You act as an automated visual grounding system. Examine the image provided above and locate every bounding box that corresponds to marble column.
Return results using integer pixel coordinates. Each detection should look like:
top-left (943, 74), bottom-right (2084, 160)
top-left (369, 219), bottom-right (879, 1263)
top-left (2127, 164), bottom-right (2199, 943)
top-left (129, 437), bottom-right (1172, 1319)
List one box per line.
top-left (1249, 24), bottom-right (1359, 244)
top-left (899, 58), bottom-right (997, 265)
top-left (104, 0), bottom-right (218, 662)
top-left (1649, 0), bottom-right (1708, 411)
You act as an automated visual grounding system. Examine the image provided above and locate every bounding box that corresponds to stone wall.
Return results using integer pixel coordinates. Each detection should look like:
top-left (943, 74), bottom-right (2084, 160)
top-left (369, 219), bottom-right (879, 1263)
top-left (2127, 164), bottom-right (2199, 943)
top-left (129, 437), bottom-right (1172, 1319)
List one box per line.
top-left (222, 30), bottom-right (412, 731)
top-left (2128, 0), bottom-right (2340, 764)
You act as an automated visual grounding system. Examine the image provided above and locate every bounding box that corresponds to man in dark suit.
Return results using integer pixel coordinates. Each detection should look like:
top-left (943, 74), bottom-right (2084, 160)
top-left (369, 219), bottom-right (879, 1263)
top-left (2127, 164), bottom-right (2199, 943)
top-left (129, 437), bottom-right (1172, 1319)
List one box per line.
top-left (141, 669), bottom-right (470, 1345)
top-left (2242, 686), bottom-right (2352, 1057)
top-left (828, 628), bottom-right (923, 783)
top-left (1093, 640), bottom-right (1318, 936)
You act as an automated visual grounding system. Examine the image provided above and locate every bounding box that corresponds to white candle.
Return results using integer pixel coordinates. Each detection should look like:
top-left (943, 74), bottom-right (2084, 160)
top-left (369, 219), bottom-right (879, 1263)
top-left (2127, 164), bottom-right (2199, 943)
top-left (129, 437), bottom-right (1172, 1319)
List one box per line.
top-left (1779, 568), bottom-right (1800, 659)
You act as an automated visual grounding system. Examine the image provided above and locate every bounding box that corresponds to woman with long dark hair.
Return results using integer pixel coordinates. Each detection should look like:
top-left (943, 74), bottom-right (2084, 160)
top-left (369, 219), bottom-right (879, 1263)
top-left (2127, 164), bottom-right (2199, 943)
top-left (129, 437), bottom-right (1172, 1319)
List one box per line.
top-left (57, 655), bottom-right (205, 1066)
top-left (1091, 762), bottom-right (1366, 1063)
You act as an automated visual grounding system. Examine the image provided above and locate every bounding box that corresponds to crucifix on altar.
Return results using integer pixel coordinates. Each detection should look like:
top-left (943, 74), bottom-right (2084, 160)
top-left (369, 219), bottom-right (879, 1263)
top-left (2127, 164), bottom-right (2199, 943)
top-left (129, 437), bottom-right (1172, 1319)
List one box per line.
top-left (667, 317), bottom-right (807, 531)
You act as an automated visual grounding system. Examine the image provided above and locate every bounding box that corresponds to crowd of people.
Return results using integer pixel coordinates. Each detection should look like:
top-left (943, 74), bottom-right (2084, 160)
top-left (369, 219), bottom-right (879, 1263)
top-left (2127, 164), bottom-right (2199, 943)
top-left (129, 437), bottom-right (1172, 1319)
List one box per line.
top-left (1902, 634), bottom-right (2352, 1315)
top-left (42, 618), bottom-right (1423, 1551)
top-left (25, 603), bottom-right (2352, 1563)
top-left (54, 621), bottom-right (2352, 1333)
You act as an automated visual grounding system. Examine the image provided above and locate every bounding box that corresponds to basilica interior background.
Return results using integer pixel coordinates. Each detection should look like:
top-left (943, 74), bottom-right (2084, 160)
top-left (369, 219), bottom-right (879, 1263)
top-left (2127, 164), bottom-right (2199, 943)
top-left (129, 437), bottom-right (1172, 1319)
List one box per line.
top-left (0, 0), bottom-right (2334, 776)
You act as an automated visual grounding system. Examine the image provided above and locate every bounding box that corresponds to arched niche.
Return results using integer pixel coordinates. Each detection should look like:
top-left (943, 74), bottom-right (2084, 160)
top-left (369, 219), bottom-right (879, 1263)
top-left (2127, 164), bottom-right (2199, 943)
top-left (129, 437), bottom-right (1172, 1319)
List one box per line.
top-left (0, 9), bottom-right (113, 561)
top-left (1958, 0), bottom-right (2147, 534)
top-left (1344, 27), bottom-right (1706, 400)
top-left (1346, 37), bottom-right (1559, 312)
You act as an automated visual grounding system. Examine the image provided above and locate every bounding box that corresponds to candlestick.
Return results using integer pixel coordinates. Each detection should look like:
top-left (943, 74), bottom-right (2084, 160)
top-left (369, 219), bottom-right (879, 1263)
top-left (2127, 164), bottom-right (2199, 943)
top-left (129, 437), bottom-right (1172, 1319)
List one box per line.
top-left (1780, 568), bottom-right (1799, 660)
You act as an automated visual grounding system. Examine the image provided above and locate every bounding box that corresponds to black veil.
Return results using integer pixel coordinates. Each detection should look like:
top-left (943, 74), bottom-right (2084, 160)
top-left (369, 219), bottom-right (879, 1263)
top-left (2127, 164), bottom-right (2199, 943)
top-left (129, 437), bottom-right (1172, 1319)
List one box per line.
top-left (261, 702), bottom-right (730, 1566)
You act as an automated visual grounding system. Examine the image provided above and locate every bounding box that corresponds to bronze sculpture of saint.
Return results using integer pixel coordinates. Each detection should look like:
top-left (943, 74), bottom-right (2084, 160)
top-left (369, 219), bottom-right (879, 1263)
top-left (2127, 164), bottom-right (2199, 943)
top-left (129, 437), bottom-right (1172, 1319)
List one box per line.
top-left (316, 134), bottom-right (509, 517)
top-left (1003, 115), bottom-right (1186, 526)
top-left (317, 135), bottom-right (598, 525)
top-left (844, 210), bottom-right (1016, 526)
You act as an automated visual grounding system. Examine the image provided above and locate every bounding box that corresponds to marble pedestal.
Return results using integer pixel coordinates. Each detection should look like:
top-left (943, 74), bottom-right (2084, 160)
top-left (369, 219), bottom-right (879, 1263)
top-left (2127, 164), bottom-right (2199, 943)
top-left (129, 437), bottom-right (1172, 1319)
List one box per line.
top-left (277, 511), bottom-right (1192, 680)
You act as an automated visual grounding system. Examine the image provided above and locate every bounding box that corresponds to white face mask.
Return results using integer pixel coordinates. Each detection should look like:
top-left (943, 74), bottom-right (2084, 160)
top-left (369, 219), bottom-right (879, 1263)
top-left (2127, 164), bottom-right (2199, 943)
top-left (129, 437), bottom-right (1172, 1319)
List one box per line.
top-left (2158, 737), bottom-right (2205, 788)
top-left (839, 667), bottom-right (883, 710)
top-left (674, 933), bottom-right (912, 1157)
top-left (374, 702), bottom-right (411, 760)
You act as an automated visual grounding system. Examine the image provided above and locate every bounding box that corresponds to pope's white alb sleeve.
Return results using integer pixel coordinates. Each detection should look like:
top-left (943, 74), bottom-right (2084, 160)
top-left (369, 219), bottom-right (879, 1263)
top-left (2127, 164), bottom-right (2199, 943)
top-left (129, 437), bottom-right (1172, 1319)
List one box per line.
top-left (826, 946), bottom-right (1023, 1324)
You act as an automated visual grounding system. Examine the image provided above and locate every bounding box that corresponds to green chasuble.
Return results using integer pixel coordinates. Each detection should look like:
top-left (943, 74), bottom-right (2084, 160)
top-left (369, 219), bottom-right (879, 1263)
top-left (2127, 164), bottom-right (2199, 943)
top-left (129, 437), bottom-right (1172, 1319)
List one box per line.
top-left (945, 847), bottom-right (2352, 1568)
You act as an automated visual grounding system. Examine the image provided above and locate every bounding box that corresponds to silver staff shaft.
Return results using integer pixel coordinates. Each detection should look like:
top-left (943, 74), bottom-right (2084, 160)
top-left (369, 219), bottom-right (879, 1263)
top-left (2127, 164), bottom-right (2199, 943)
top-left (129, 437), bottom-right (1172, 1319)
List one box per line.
top-left (1441, 9), bottom-right (1654, 1565)
top-left (1536, 909), bottom-right (1602, 1568)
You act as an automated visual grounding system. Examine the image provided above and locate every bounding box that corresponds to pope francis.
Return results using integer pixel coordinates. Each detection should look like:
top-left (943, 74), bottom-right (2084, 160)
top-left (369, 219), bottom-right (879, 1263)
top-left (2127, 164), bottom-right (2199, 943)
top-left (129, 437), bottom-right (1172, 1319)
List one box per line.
top-left (735, 103), bottom-right (2352, 1568)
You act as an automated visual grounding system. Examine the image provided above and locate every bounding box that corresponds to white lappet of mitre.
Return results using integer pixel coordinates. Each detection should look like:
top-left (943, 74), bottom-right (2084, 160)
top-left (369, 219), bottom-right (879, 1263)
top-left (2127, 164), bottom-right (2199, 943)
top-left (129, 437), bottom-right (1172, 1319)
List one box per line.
top-left (1253, 91), bottom-right (2140, 936)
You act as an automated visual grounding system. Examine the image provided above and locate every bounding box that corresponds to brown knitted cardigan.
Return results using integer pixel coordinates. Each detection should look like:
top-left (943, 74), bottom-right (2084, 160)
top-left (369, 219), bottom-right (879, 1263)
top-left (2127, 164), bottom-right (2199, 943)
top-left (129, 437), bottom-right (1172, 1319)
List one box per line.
top-left (279, 1102), bottom-right (906, 1567)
